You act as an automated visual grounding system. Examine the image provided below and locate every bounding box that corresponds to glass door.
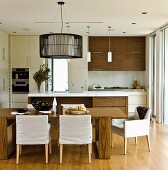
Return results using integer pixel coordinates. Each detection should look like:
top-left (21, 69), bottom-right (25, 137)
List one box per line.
top-left (163, 28), bottom-right (168, 125)
top-left (151, 35), bottom-right (156, 117)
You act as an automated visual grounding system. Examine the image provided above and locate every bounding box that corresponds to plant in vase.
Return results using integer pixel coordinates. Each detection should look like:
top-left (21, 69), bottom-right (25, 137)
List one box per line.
top-left (33, 64), bottom-right (50, 93)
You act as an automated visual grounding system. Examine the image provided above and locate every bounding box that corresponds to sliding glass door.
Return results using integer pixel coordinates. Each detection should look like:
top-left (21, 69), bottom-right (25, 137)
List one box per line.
top-left (163, 28), bottom-right (168, 125)
top-left (151, 35), bottom-right (156, 117)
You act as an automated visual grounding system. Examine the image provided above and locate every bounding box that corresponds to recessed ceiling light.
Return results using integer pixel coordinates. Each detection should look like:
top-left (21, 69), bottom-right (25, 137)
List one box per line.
top-left (22, 28), bottom-right (30, 31)
top-left (142, 12), bottom-right (147, 14)
top-left (132, 22), bottom-right (136, 25)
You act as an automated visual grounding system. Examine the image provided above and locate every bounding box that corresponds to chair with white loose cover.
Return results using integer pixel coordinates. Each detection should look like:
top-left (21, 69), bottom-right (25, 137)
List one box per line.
top-left (59, 115), bottom-right (92, 163)
top-left (112, 107), bottom-right (151, 154)
top-left (16, 115), bottom-right (52, 164)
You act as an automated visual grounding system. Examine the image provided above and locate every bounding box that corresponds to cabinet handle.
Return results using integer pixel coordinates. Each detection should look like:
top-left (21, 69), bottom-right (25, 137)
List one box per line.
top-left (3, 79), bottom-right (5, 91)
top-left (29, 55), bottom-right (31, 67)
top-left (130, 51), bottom-right (141, 54)
top-left (92, 52), bottom-right (103, 54)
top-left (2, 48), bottom-right (5, 60)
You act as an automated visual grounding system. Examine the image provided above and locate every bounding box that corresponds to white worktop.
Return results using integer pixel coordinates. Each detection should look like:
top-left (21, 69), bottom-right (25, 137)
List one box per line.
top-left (28, 91), bottom-right (146, 97)
top-left (28, 91), bottom-right (129, 97)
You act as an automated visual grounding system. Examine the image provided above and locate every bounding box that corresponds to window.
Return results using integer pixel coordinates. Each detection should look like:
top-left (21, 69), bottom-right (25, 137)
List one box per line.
top-left (48, 59), bottom-right (68, 92)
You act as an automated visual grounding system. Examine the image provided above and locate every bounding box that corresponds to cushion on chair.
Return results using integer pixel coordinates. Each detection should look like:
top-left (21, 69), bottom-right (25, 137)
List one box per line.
top-left (134, 106), bottom-right (150, 120)
top-left (112, 119), bottom-right (126, 129)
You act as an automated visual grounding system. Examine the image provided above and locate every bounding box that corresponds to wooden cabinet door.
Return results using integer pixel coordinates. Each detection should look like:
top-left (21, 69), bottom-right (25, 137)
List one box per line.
top-left (88, 37), bottom-right (127, 71)
top-left (11, 36), bottom-right (29, 68)
top-left (126, 37), bottom-right (145, 70)
top-left (88, 37), bottom-right (110, 70)
top-left (108, 37), bottom-right (126, 70)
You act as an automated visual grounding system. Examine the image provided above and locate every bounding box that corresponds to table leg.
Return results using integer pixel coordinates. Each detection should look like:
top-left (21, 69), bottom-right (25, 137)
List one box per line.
top-left (98, 117), bottom-right (111, 159)
top-left (0, 118), bottom-right (7, 159)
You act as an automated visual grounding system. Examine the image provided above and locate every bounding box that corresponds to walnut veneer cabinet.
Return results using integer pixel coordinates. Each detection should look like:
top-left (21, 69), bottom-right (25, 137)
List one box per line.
top-left (88, 36), bottom-right (145, 71)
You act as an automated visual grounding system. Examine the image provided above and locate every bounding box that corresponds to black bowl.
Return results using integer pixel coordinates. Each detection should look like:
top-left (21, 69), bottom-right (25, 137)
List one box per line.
top-left (16, 108), bottom-right (28, 113)
top-left (32, 101), bottom-right (52, 111)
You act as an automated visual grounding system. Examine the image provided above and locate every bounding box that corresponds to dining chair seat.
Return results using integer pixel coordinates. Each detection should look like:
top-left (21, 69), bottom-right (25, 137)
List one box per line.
top-left (16, 115), bottom-right (52, 164)
top-left (59, 115), bottom-right (92, 163)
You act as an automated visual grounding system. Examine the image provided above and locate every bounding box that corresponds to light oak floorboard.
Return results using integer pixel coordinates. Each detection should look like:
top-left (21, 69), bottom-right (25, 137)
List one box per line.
top-left (1, 121), bottom-right (168, 170)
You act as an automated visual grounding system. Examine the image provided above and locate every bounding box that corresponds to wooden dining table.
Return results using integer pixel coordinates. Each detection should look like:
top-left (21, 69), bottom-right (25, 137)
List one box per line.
top-left (0, 107), bottom-right (127, 159)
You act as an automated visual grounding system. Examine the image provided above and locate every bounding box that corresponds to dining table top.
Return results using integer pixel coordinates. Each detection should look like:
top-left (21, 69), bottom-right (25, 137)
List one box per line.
top-left (0, 107), bottom-right (127, 119)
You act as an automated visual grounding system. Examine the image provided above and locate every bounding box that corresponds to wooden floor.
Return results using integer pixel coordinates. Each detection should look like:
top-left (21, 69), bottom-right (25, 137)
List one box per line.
top-left (1, 120), bottom-right (168, 170)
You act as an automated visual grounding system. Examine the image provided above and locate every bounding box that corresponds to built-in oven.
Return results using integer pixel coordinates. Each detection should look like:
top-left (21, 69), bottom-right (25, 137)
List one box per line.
top-left (12, 68), bottom-right (29, 93)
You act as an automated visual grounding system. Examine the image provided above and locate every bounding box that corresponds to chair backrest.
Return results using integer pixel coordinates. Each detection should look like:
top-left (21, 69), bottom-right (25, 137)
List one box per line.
top-left (59, 115), bottom-right (92, 144)
top-left (134, 107), bottom-right (151, 120)
top-left (16, 115), bottom-right (49, 145)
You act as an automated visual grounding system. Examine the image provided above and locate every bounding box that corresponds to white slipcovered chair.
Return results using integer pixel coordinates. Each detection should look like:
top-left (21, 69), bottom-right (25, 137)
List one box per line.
top-left (16, 115), bottom-right (52, 164)
top-left (112, 107), bottom-right (151, 154)
top-left (59, 115), bottom-right (92, 163)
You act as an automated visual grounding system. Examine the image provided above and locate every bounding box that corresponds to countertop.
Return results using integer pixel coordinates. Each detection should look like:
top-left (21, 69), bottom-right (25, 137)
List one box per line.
top-left (28, 90), bottom-right (147, 97)
top-left (28, 91), bottom-right (128, 97)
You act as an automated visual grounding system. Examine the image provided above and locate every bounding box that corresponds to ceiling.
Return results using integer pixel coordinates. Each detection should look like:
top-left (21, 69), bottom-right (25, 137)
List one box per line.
top-left (0, 0), bottom-right (168, 36)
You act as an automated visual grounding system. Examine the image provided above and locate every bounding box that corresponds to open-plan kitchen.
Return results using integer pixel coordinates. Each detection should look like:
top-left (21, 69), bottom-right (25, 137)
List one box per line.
top-left (0, 0), bottom-right (168, 170)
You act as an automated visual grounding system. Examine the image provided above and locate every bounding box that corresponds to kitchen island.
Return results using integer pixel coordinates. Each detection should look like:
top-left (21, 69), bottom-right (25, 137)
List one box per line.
top-left (28, 91), bottom-right (129, 112)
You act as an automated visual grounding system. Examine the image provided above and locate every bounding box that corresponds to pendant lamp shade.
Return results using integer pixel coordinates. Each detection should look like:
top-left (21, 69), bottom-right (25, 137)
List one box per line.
top-left (108, 51), bottom-right (112, 62)
top-left (87, 51), bottom-right (91, 62)
top-left (39, 2), bottom-right (83, 59)
top-left (107, 26), bottom-right (112, 62)
top-left (40, 33), bottom-right (82, 58)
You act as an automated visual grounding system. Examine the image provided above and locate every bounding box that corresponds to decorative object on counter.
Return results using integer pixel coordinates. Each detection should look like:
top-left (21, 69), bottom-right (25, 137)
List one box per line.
top-left (39, 1), bottom-right (82, 59)
top-left (107, 26), bottom-right (112, 62)
top-left (32, 101), bottom-right (52, 111)
top-left (33, 64), bottom-right (50, 93)
top-left (133, 79), bottom-right (144, 89)
top-left (52, 97), bottom-right (57, 113)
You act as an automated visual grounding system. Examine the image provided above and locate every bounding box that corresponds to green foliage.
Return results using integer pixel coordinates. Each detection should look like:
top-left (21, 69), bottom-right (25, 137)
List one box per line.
top-left (33, 64), bottom-right (50, 91)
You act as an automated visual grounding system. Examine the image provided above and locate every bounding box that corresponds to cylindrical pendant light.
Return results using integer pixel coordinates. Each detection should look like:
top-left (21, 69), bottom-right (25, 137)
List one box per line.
top-left (108, 26), bottom-right (112, 62)
top-left (86, 26), bottom-right (91, 62)
top-left (40, 1), bottom-right (83, 59)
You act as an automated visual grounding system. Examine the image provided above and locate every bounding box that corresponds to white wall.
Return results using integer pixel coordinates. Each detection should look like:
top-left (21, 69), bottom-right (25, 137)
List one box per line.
top-left (88, 71), bottom-right (145, 88)
top-left (68, 36), bottom-right (88, 92)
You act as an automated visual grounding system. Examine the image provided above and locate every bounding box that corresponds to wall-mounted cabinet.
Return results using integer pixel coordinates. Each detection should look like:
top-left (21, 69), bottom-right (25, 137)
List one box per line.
top-left (126, 37), bottom-right (145, 70)
top-left (0, 31), bottom-right (8, 62)
top-left (11, 36), bottom-right (43, 68)
top-left (88, 36), bottom-right (145, 71)
top-left (0, 31), bottom-right (9, 108)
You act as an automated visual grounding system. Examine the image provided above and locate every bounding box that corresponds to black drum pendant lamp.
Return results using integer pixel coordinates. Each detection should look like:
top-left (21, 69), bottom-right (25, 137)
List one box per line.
top-left (40, 1), bottom-right (83, 59)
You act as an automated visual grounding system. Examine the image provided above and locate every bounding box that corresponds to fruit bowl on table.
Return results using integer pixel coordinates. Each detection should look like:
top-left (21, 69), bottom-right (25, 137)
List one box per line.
top-left (32, 101), bottom-right (52, 111)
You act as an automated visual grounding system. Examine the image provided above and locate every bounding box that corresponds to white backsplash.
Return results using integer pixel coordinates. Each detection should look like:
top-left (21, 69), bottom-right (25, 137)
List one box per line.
top-left (88, 71), bottom-right (145, 88)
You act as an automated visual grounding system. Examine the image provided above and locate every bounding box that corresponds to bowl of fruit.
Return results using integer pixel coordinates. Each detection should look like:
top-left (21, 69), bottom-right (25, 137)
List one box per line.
top-left (32, 101), bottom-right (52, 111)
